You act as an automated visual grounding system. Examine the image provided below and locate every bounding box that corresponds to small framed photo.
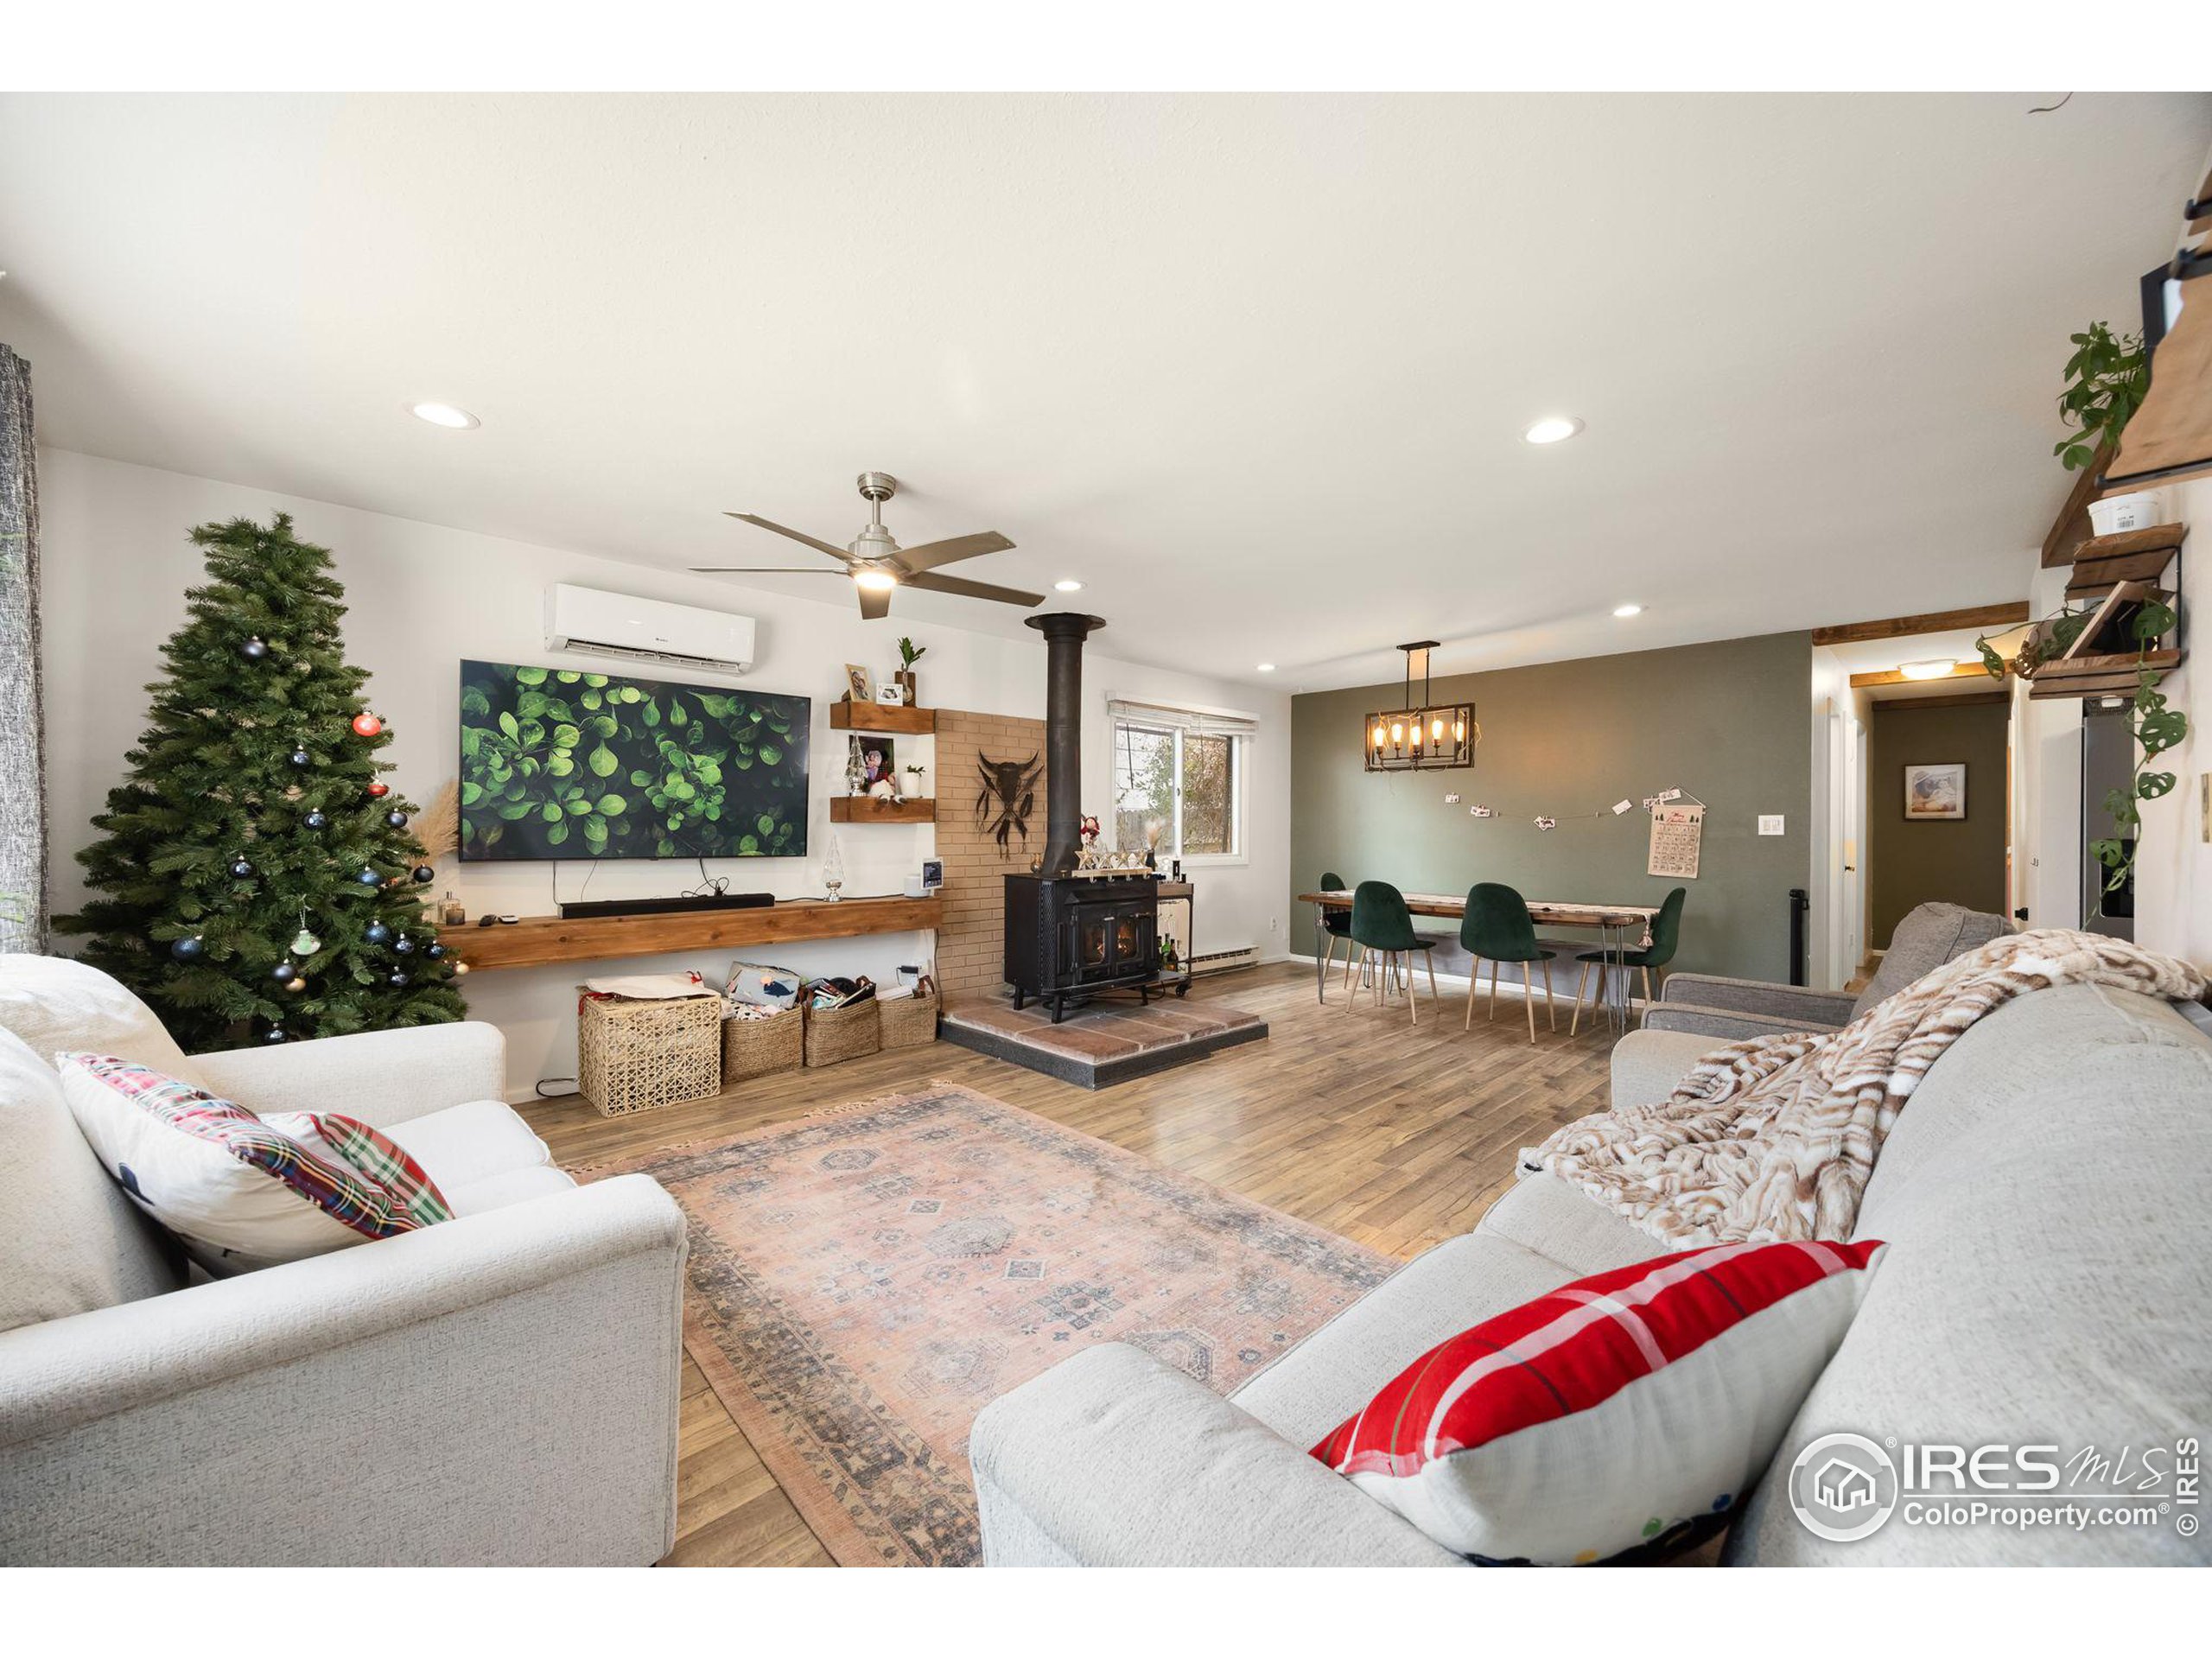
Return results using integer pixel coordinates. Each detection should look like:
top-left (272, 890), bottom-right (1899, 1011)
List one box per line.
top-left (843, 664), bottom-right (873, 704)
top-left (1904, 763), bottom-right (1967, 821)
top-left (876, 682), bottom-right (908, 706)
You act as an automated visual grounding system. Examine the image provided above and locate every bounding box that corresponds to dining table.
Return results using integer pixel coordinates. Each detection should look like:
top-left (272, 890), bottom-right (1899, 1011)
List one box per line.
top-left (1296, 890), bottom-right (1662, 1034)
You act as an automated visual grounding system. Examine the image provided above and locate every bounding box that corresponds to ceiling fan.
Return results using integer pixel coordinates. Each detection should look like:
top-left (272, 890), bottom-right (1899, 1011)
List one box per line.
top-left (692, 472), bottom-right (1044, 620)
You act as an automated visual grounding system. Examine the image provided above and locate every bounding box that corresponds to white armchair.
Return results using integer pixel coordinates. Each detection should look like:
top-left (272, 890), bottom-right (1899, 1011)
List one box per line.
top-left (0, 954), bottom-right (686, 1566)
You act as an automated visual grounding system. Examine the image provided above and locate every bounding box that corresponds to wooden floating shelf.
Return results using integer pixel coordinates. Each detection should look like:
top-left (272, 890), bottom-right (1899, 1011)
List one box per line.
top-left (2067, 522), bottom-right (2185, 598)
top-left (2024, 648), bottom-right (2182, 701)
top-left (829, 795), bottom-right (936, 823)
top-left (830, 699), bottom-right (935, 734)
top-left (448, 893), bottom-right (940, 972)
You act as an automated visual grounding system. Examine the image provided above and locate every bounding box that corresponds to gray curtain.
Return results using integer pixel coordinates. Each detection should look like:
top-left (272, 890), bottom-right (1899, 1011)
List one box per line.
top-left (0, 344), bottom-right (44, 953)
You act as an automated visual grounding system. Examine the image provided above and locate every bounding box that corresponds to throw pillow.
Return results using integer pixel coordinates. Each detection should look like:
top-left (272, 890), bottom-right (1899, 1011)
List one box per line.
top-left (1310, 1237), bottom-right (1886, 1564)
top-left (55, 1054), bottom-right (453, 1275)
top-left (0, 951), bottom-right (205, 1086)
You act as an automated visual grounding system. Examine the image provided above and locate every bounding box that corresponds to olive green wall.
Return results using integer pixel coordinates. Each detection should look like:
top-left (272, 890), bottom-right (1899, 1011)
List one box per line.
top-left (1289, 632), bottom-right (1813, 985)
top-left (1867, 697), bottom-right (2010, 949)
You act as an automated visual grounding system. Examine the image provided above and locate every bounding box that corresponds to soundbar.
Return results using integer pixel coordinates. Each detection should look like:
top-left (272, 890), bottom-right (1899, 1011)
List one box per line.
top-left (557, 892), bottom-right (777, 920)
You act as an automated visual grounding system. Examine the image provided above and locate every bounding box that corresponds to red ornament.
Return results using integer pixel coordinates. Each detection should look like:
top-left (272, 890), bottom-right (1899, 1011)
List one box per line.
top-left (365, 782), bottom-right (391, 799)
top-left (352, 712), bottom-right (384, 738)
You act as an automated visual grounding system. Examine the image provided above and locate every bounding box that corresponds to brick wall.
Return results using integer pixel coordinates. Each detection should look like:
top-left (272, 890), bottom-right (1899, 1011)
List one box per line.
top-left (933, 709), bottom-right (1048, 997)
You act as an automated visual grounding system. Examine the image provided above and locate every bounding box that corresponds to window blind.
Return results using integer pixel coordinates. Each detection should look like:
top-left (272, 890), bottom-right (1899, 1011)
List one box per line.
top-left (1104, 697), bottom-right (1257, 740)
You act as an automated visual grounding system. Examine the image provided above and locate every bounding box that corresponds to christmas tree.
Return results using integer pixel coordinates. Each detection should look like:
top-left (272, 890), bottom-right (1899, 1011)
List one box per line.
top-left (56, 514), bottom-right (467, 1049)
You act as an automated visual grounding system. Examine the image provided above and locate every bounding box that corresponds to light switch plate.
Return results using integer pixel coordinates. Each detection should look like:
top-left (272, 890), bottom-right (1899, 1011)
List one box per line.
top-left (1758, 815), bottom-right (1785, 836)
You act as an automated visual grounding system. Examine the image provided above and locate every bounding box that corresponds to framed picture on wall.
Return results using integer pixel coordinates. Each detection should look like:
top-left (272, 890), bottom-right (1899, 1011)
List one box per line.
top-left (1904, 762), bottom-right (1967, 821)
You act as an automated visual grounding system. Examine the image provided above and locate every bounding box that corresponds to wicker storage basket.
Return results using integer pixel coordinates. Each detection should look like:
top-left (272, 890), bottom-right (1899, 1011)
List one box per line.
top-left (578, 991), bottom-right (721, 1117)
top-left (721, 1004), bottom-right (804, 1084)
top-left (877, 988), bottom-right (938, 1051)
top-left (803, 998), bottom-right (881, 1068)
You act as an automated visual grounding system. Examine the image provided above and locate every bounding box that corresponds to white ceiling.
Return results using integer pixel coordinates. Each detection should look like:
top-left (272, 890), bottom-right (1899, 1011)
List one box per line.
top-left (3, 92), bottom-right (2207, 691)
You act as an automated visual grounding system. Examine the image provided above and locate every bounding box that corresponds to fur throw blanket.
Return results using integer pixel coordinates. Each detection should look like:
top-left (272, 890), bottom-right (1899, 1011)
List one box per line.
top-left (1526, 930), bottom-right (2206, 1248)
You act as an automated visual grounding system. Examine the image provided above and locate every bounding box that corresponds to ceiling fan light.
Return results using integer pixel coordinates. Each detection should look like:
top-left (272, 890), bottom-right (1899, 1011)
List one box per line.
top-left (853, 569), bottom-right (899, 593)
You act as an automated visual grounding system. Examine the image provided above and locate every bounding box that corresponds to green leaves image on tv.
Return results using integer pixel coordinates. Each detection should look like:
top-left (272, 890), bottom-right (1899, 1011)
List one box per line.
top-left (458, 660), bottom-right (810, 861)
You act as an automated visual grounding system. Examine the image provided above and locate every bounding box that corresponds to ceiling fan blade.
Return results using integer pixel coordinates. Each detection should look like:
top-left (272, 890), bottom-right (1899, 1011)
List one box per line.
top-left (893, 530), bottom-right (1015, 574)
top-left (903, 569), bottom-right (1046, 607)
top-left (689, 566), bottom-right (848, 575)
top-left (857, 583), bottom-right (893, 621)
top-left (723, 512), bottom-right (854, 562)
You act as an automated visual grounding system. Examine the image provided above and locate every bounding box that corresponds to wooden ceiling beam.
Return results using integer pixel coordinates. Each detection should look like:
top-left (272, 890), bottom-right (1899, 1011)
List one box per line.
top-left (1871, 689), bottom-right (2010, 711)
top-left (1849, 663), bottom-right (1994, 689)
top-left (1812, 601), bottom-right (2030, 648)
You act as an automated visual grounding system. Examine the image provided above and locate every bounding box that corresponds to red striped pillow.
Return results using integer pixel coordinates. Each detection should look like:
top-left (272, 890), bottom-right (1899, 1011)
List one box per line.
top-left (1312, 1237), bottom-right (1885, 1563)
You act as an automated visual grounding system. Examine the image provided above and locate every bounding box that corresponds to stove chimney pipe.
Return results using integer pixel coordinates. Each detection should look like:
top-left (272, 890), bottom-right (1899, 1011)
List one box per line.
top-left (1025, 611), bottom-right (1103, 878)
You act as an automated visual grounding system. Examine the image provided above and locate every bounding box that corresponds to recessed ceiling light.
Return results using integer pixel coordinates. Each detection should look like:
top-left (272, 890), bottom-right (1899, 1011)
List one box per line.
top-left (853, 569), bottom-right (899, 593)
top-left (1256, 663), bottom-right (1275, 672)
top-left (1611, 603), bottom-right (1643, 619)
top-left (409, 402), bottom-right (480, 429)
top-left (1522, 416), bottom-right (1584, 445)
top-left (1054, 579), bottom-right (1084, 592)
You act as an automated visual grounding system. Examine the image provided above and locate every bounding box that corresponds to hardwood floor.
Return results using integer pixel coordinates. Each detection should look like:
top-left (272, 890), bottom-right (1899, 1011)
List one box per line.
top-left (526, 960), bottom-right (1623, 1567)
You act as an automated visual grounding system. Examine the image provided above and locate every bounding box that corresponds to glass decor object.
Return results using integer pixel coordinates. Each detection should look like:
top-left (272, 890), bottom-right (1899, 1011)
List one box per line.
top-left (1363, 641), bottom-right (1478, 772)
top-left (822, 832), bottom-right (846, 902)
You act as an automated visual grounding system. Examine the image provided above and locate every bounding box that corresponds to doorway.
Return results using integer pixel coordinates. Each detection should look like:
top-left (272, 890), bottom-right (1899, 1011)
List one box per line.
top-left (2081, 702), bottom-right (2136, 939)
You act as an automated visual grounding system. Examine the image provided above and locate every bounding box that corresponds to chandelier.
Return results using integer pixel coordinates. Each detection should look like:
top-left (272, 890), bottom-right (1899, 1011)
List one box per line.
top-left (1364, 641), bottom-right (1478, 772)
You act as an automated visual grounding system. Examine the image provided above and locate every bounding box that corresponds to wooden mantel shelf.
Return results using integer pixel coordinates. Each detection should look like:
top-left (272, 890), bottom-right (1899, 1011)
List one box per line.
top-left (449, 893), bottom-right (940, 972)
top-left (830, 699), bottom-right (935, 734)
top-left (830, 795), bottom-right (935, 823)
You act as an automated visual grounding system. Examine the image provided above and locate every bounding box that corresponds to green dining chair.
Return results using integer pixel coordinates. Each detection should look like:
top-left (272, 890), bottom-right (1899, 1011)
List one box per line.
top-left (1319, 870), bottom-right (1355, 992)
top-left (1346, 880), bottom-right (1437, 1026)
top-left (1460, 882), bottom-right (1556, 1043)
top-left (1573, 886), bottom-right (1687, 1035)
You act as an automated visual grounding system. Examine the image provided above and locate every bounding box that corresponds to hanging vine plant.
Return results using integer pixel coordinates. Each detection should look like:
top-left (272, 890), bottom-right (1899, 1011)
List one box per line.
top-left (2052, 321), bottom-right (2150, 472)
top-left (1979, 593), bottom-right (2185, 899)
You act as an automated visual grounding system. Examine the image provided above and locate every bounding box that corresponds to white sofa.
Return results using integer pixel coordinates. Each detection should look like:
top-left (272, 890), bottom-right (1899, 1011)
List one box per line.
top-left (971, 974), bottom-right (2212, 1566)
top-left (0, 954), bottom-right (686, 1567)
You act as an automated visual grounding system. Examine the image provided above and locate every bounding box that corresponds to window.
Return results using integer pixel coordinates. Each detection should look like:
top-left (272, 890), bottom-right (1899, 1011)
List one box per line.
top-left (1108, 698), bottom-right (1253, 862)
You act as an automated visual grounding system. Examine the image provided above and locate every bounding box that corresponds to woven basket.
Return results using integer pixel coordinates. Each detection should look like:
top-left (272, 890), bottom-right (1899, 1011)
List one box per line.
top-left (803, 998), bottom-right (881, 1068)
top-left (721, 1004), bottom-right (804, 1084)
top-left (877, 988), bottom-right (938, 1051)
top-left (578, 992), bottom-right (721, 1117)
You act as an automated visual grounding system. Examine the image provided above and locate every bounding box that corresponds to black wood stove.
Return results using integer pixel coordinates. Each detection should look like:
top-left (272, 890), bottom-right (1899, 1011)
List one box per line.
top-left (1001, 612), bottom-right (1173, 1022)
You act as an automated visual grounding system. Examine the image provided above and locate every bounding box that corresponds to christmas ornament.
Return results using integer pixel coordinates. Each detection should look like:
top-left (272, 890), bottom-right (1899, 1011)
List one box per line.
top-left (284, 977), bottom-right (307, 994)
top-left (229, 857), bottom-right (256, 879)
top-left (264, 1027), bottom-right (288, 1044)
top-left (169, 935), bottom-right (206, 962)
top-left (451, 960), bottom-right (471, 976)
top-left (412, 865), bottom-right (435, 884)
top-left (393, 934), bottom-right (416, 955)
top-left (365, 922), bottom-right (392, 945)
top-left (290, 927), bottom-right (321, 956)
top-left (352, 712), bottom-right (384, 738)
top-left (365, 782), bottom-right (391, 799)
top-left (425, 943), bottom-right (446, 960)
top-left (355, 867), bottom-right (381, 886)
top-left (289, 747), bottom-right (311, 768)
top-left (241, 636), bottom-right (269, 660)
top-left (385, 809), bottom-right (410, 830)
top-left (388, 970), bottom-right (410, 987)
top-left (271, 961), bottom-right (296, 982)
top-left (303, 809), bottom-right (328, 830)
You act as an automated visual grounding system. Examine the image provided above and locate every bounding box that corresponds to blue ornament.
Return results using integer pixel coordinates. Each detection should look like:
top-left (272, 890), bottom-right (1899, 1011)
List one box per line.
top-left (411, 865), bottom-right (436, 884)
top-left (393, 934), bottom-right (416, 955)
top-left (169, 935), bottom-right (206, 962)
top-left (229, 857), bottom-right (255, 879)
top-left (289, 748), bottom-right (311, 768)
top-left (263, 1026), bottom-right (288, 1044)
top-left (388, 970), bottom-right (410, 987)
top-left (271, 961), bottom-right (296, 982)
top-left (385, 809), bottom-right (410, 830)
top-left (355, 867), bottom-right (381, 886)
top-left (365, 923), bottom-right (392, 945)
top-left (242, 636), bottom-right (269, 660)
top-left (304, 809), bottom-right (327, 830)
top-left (426, 943), bottom-right (446, 960)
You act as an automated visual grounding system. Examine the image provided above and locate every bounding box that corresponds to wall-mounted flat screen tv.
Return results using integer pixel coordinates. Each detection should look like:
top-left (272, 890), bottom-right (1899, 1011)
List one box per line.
top-left (459, 660), bottom-right (810, 861)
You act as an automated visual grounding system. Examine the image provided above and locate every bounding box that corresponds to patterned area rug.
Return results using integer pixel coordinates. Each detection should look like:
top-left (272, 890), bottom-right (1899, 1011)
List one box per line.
top-left (582, 1082), bottom-right (1393, 1566)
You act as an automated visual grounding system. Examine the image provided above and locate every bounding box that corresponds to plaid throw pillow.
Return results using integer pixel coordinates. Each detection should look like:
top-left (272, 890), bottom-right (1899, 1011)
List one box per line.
top-left (1311, 1237), bottom-right (1886, 1564)
top-left (55, 1054), bottom-right (452, 1275)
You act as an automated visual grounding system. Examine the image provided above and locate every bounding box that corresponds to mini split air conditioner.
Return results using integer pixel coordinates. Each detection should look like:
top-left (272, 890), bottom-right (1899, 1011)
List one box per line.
top-left (544, 583), bottom-right (756, 675)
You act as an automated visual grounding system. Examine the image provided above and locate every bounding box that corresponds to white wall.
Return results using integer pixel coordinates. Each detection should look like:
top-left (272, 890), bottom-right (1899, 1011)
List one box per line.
top-left (2016, 558), bottom-right (2086, 933)
top-left (2133, 471), bottom-right (2212, 967)
top-left (36, 448), bottom-right (1291, 1096)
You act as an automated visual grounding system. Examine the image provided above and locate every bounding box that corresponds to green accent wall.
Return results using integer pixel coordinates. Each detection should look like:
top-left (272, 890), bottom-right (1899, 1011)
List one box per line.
top-left (1866, 697), bottom-right (2010, 949)
top-left (1290, 632), bottom-right (1813, 985)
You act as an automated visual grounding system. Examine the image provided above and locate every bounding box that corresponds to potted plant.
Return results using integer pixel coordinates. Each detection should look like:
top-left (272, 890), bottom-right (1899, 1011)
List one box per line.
top-left (2055, 321), bottom-right (2164, 533)
top-left (894, 636), bottom-right (926, 702)
top-left (901, 762), bottom-right (927, 799)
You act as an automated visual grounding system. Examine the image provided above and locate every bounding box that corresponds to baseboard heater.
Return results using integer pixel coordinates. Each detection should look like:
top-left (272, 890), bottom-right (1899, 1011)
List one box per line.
top-left (1188, 946), bottom-right (1260, 976)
